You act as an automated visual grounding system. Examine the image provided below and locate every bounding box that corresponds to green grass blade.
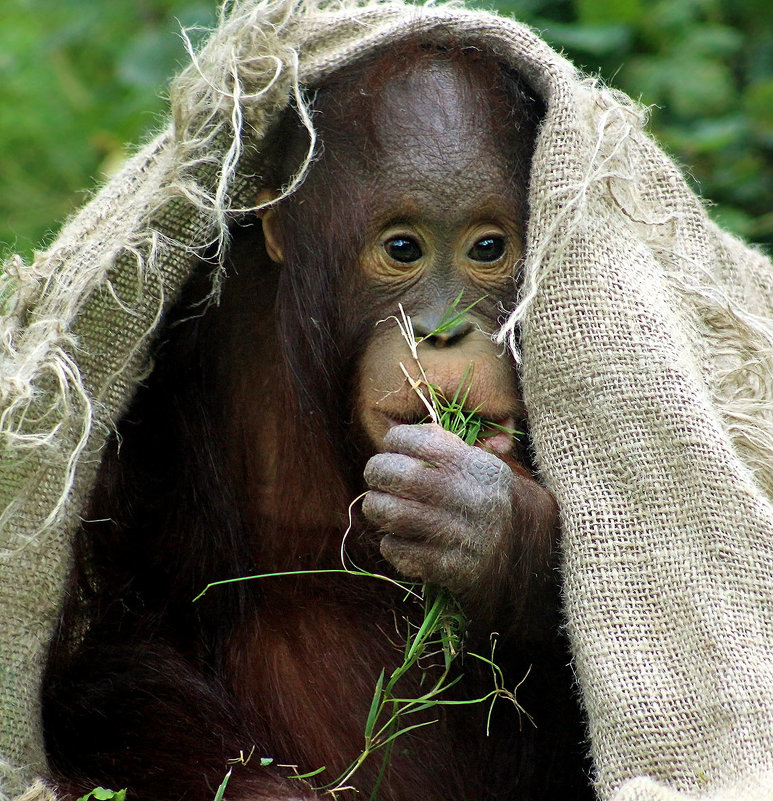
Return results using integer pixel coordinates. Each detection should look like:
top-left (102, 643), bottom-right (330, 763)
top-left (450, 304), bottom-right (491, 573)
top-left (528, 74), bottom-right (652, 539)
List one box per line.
top-left (378, 719), bottom-right (439, 748)
top-left (293, 766), bottom-right (327, 780)
top-left (213, 770), bottom-right (231, 801)
top-left (364, 669), bottom-right (386, 739)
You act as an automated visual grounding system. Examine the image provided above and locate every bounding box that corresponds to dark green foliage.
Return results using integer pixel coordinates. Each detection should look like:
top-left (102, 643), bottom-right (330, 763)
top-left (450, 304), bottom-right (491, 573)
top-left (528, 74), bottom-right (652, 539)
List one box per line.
top-left (0, 0), bottom-right (215, 258)
top-left (1, 0), bottom-right (770, 260)
top-left (494, 0), bottom-right (773, 251)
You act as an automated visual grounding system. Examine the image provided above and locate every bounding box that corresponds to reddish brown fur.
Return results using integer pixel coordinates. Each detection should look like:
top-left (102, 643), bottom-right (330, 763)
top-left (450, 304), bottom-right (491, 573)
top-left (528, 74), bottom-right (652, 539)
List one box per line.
top-left (43, 40), bottom-right (592, 801)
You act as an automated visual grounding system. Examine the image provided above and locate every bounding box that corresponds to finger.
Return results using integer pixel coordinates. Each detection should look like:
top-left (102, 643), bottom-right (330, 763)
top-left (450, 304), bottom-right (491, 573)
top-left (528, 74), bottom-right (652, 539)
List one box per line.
top-left (363, 452), bottom-right (434, 497)
top-left (379, 535), bottom-right (445, 581)
top-left (380, 535), bottom-right (477, 590)
top-left (362, 490), bottom-right (457, 541)
top-left (384, 424), bottom-right (510, 493)
top-left (382, 423), bottom-right (468, 463)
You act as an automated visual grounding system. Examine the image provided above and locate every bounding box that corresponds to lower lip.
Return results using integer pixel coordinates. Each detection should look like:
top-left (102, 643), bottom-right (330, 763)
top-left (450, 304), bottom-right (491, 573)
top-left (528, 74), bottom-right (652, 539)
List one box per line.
top-left (481, 427), bottom-right (514, 456)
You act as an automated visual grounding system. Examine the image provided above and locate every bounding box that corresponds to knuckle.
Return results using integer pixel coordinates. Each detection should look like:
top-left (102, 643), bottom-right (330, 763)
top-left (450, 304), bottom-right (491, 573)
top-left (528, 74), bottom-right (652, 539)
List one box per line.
top-left (362, 489), bottom-right (393, 525)
top-left (363, 455), bottom-right (385, 486)
top-left (383, 422), bottom-right (452, 461)
top-left (364, 453), bottom-right (416, 492)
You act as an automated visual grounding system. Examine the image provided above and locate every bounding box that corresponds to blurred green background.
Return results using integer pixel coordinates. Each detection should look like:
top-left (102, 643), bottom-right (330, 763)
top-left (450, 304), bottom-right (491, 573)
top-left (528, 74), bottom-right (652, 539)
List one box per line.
top-left (1, 0), bottom-right (771, 260)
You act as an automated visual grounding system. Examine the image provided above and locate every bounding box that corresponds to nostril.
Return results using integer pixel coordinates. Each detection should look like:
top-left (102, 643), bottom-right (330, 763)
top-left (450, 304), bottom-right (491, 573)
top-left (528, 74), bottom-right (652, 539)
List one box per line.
top-left (412, 316), bottom-right (474, 348)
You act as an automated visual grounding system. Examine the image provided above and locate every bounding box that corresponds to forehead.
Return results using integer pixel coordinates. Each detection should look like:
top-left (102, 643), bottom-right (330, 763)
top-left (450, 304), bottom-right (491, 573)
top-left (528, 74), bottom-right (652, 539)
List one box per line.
top-left (299, 48), bottom-right (533, 228)
top-left (378, 62), bottom-right (486, 137)
top-left (374, 62), bottom-right (509, 167)
top-left (367, 63), bottom-right (519, 219)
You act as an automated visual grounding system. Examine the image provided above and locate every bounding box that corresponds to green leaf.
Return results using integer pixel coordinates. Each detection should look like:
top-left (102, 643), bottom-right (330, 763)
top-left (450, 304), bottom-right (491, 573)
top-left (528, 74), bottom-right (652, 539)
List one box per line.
top-left (213, 771), bottom-right (231, 801)
top-left (669, 58), bottom-right (734, 118)
top-left (679, 25), bottom-right (743, 59)
top-left (745, 79), bottom-right (773, 137)
top-left (379, 719), bottom-right (438, 748)
top-left (539, 22), bottom-right (632, 56)
top-left (666, 116), bottom-right (748, 155)
top-left (577, 0), bottom-right (642, 26)
top-left (623, 56), bottom-right (735, 118)
top-left (707, 204), bottom-right (755, 239)
top-left (116, 29), bottom-right (182, 90)
top-left (77, 789), bottom-right (127, 801)
top-left (418, 293), bottom-right (486, 342)
top-left (364, 669), bottom-right (386, 739)
top-left (293, 766), bottom-right (327, 779)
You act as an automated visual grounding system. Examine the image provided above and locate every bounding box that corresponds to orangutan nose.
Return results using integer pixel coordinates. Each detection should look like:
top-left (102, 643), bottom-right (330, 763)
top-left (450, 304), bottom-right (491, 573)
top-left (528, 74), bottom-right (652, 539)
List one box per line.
top-left (412, 314), bottom-right (474, 348)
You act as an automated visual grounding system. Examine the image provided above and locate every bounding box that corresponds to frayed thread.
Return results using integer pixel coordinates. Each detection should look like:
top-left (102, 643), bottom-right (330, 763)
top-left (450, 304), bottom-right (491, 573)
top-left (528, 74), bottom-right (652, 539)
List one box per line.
top-left (0, 0), bottom-right (326, 541)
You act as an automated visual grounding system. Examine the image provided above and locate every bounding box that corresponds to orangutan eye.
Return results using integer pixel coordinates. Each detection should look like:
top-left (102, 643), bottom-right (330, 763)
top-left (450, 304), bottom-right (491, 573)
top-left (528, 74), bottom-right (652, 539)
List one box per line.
top-left (385, 237), bottom-right (422, 264)
top-left (468, 236), bottom-right (505, 263)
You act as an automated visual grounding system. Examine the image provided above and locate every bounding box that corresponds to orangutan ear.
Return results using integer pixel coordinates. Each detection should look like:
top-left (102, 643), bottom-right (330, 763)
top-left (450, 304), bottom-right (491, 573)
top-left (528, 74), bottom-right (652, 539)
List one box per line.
top-left (257, 189), bottom-right (284, 264)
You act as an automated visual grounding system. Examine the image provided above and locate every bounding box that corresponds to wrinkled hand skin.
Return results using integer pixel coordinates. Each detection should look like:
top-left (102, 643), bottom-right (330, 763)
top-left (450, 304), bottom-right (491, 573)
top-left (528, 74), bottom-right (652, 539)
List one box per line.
top-left (362, 424), bottom-right (559, 632)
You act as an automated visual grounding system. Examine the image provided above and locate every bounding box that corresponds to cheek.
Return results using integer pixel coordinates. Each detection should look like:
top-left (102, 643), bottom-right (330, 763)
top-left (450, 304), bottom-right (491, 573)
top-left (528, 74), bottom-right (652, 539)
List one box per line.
top-left (354, 331), bottom-right (414, 451)
top-left (355, 328), bottom-right (522, 453)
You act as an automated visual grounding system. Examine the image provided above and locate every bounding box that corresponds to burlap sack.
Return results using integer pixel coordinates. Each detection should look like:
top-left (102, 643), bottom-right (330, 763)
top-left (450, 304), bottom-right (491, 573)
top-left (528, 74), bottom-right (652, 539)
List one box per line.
top-left (2, 1), bottom-right (772, 799)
